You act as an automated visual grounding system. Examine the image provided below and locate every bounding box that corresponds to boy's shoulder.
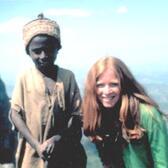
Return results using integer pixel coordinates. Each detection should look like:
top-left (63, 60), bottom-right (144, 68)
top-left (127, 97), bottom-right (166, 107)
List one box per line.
top-left (17, 66), bottom-right (37, 79)
top-left (58, 66), bottom-right (74, 74)
top-left (57, 66), bottom-right (75, 78)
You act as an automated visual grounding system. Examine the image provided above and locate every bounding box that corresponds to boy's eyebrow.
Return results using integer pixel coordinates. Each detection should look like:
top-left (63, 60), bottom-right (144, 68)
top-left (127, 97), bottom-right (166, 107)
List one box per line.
top-left (31, 46), bottom-right (44, 50)
top-left (32, 48), bottom-right (41, 51)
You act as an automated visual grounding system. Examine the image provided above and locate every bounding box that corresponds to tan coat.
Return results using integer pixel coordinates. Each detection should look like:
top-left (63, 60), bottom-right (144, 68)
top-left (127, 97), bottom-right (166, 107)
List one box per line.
top-left (11, 66), bottom-right (85, 168)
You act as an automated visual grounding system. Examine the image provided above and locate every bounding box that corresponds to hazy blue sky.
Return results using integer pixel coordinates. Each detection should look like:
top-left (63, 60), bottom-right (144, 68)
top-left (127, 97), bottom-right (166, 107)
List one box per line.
top-left (0, 0), bottom-right (168, 84)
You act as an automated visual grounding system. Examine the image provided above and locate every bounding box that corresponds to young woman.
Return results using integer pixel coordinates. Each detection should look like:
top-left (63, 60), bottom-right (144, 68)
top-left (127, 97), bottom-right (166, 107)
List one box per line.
top-left (82, 56), bottom-right (168, 168)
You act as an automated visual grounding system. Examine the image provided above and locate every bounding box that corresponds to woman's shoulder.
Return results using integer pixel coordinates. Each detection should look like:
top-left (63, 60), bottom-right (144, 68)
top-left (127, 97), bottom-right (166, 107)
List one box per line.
top-left (139, 103), bottom-right (167, 129)
top-left (139, 103), bottom-right (160, 118)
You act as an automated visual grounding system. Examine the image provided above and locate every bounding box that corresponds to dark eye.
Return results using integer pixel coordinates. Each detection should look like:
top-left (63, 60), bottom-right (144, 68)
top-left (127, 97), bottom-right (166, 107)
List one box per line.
top-left (45, 46), bottom-right (58, 55)
top-left (45, 47), bottom-right (53, 54)
top-left (109, 83), bottom-right (119, 87)
top-left (33, 48), bottom-right (42, 55)
top-left (96, 83), bottom-right (104, 88)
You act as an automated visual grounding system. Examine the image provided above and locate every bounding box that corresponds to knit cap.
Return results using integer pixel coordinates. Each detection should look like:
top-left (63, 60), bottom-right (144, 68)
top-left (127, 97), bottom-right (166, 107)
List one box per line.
top-left (23, 13), bottom-right (61, 49)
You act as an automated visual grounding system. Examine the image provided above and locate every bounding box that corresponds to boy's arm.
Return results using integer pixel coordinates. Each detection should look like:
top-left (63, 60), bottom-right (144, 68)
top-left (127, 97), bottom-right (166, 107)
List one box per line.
top-left (59, 72), bottom-right (83, 143)
top-left (11, 109), bottom-right (47, 160)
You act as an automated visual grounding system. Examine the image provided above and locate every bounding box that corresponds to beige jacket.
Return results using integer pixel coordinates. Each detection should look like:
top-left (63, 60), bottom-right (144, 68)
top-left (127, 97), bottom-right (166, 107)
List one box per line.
top-left (11, 66), bottom-right (82, 168)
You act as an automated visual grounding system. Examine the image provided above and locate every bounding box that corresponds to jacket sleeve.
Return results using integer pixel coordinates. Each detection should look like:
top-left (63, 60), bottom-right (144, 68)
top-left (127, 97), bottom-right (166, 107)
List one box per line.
top-left (140, 104), bottom-right (168, 168)
top-left (61, 72), bottom-right (82, 143)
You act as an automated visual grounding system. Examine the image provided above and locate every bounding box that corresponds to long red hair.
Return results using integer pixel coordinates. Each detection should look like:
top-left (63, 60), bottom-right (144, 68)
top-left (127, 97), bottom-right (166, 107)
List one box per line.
top-left (82, 56), bottom-right (158, 138)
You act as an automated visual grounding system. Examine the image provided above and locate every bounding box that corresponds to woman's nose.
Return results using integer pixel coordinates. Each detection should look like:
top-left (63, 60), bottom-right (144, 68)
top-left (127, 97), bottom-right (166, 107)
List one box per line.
top-left (103, 85), bottom-right (112, 94)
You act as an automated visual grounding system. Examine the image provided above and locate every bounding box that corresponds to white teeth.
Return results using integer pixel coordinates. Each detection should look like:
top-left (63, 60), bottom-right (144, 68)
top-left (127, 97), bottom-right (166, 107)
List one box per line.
top-left (102, 95), bottom-right (114, 98)
top-left (102, 95), bottom-right (115, 100)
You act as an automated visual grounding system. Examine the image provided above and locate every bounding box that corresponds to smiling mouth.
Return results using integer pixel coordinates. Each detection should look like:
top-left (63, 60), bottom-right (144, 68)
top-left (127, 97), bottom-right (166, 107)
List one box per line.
top-left (102, 95), bottom-right (115, 101)
top-left (39, 61), bottom-right (48, 66)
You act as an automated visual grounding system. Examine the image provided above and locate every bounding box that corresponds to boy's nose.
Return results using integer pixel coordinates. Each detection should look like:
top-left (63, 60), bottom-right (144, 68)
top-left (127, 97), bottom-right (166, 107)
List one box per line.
top-left (39, 51), bottom-right (46, 59)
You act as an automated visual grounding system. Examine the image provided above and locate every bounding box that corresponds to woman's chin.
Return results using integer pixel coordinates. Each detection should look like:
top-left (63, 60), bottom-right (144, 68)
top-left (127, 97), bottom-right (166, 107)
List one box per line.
top-left (102, 103), bottom-right (115, 108)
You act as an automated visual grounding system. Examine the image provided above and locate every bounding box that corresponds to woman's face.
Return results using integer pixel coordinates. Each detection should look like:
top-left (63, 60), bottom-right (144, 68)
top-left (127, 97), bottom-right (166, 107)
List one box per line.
top-left (96, 68), bottom-right (121, 108)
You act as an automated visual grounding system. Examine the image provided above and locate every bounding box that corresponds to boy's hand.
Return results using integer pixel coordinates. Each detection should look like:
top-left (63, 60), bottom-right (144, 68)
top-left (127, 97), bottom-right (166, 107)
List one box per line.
top-left (36, 135), bottom-right (61, 160)
top-left (89, 135), bottom-right (103, 143)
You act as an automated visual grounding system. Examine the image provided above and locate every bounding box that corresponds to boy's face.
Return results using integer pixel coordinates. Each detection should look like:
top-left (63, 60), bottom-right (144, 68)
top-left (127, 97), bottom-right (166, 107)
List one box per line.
top-left (28, 35), bottom-right (59, 71)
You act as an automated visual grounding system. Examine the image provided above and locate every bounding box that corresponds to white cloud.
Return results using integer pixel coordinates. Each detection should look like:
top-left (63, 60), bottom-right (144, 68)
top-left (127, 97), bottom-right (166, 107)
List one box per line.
top-left (0, 8), bottom-right (91, 34)
top-left (116, 6), bottom-right (128, 14)
top-left (44, 8), bottom-right (91, 17)
top-left (0, 17), bottom-right (27, 33)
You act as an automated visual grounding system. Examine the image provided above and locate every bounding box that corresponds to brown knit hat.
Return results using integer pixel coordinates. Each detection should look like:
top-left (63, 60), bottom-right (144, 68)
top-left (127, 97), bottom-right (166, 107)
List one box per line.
top-left (23, 13), bottom-right (61, 49)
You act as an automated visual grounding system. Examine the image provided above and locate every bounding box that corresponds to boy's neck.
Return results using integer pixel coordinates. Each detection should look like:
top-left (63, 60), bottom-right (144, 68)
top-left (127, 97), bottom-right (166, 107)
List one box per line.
top-left (39, 65), bottom-right (57, 80)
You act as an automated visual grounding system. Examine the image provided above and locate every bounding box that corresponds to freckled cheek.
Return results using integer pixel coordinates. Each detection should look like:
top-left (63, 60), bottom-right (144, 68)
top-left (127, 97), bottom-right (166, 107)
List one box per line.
top-left (115, 88), bottom-right (121, 101)
top-left (115, 87), bottom-right (121, 94)
top-left (115, 82), bottom-right (121, 93)
top-left (95, 88), bottom-right (103, 96)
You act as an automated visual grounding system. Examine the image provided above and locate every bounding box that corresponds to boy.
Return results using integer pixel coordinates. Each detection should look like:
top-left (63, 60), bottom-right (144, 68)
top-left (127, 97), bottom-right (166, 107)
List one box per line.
top-left (10, 14), bottom-right (86, 168)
